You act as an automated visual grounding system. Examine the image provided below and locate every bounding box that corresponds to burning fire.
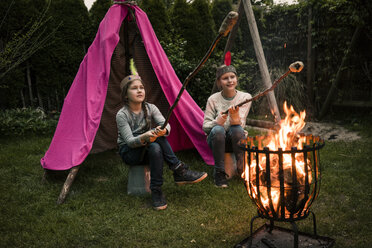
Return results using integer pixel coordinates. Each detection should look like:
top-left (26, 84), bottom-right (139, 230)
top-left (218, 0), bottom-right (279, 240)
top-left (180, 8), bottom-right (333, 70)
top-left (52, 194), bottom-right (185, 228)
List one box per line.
top-left (242, 102), bottom-right (312, 217)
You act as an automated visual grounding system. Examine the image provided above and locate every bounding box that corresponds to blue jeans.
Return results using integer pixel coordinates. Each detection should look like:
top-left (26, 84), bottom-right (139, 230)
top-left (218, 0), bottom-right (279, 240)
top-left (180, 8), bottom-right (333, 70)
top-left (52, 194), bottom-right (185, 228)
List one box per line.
top-left (119, 136), bottom-right (180, 190)
top-left (207, 125), bottom-right (245, 173)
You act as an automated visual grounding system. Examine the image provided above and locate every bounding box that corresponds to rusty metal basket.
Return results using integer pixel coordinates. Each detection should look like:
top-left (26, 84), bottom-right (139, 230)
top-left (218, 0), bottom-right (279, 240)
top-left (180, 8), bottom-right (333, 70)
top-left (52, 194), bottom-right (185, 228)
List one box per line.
top-left (240, 134), bottom-right (325, 221)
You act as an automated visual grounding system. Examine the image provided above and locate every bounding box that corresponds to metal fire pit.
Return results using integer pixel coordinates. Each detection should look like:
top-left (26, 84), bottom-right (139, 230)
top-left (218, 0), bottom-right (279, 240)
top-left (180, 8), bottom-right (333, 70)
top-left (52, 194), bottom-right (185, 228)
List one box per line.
top-left (237, 134), bottom-right (333, 248)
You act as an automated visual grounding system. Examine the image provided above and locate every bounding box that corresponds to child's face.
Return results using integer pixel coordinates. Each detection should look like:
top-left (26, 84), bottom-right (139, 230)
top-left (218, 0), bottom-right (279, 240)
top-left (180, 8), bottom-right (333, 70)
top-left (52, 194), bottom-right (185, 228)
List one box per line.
top-left (218, 72), bottom-right (237, 92)
top-left (127, 80), bottom-right (145, 104)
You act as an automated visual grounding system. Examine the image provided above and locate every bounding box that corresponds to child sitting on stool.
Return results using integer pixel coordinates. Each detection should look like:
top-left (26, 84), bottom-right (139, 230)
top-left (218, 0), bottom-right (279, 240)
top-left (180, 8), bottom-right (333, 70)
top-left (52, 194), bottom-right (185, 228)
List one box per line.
top-left (203, 62), bottom-right (252, 188)
top-left (116, 74), bottom-right (208, 210)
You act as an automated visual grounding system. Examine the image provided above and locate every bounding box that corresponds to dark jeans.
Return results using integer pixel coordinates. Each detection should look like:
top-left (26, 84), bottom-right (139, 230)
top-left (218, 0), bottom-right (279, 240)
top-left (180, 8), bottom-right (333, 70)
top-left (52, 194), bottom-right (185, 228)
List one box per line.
top-left (119, 136), bottom-right (180, 190)
top-left (207, 125), bottom-right (245, 173)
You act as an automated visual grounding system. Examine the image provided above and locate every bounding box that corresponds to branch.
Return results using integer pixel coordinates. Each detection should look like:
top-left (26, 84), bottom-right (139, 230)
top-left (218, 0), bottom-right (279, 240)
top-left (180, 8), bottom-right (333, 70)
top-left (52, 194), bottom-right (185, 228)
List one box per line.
top-left (0, 0), bottom-right (59, 80)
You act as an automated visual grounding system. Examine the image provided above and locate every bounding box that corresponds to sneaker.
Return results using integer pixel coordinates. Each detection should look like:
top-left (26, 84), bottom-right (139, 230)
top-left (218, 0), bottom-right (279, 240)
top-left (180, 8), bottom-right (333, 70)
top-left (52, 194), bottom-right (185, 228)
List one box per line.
top-left (173, 162), bottom-right (208, 185)
top-left (151, 188), bottom-right (167, 210)
top-left (215, 170), bottom-right (228, 188)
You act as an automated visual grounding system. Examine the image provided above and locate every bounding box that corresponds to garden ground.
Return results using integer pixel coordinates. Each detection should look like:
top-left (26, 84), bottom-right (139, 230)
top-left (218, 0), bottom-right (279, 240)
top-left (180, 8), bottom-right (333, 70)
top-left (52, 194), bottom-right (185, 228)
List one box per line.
top-left (0, 114), bottom-right (371, 247)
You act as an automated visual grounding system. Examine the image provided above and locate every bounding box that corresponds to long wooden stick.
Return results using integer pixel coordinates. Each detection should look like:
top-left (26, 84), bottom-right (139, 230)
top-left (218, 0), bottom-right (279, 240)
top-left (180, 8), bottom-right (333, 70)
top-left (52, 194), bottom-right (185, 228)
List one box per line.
top-left (161, 34), bottom-right (222, 129)
top-left (161, 11), bottom-right (239, 129)
top-left (222, 61), bottom-right (304, 115)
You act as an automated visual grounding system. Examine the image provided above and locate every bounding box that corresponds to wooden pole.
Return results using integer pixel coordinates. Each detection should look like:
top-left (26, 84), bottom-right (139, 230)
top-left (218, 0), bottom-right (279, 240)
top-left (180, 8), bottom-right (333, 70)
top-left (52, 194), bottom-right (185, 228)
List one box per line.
top-left (42, 169), bottom-right (48, 183)
top-left (20, 89), bottom-right (26, 108)
top-left (242, 0), bottom-right (281, 123)
top-left (318, 27), bottom-right (362, 119)
top-left (56, 166), bottom-right (80, 204)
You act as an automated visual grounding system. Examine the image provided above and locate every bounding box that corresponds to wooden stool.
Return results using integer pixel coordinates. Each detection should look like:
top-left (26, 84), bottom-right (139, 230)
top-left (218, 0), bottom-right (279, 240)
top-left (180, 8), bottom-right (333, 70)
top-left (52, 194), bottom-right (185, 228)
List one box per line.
top-left (127, 165), bottom-right (151, 195)
top-left (224, 153), bottom-right (237, 179)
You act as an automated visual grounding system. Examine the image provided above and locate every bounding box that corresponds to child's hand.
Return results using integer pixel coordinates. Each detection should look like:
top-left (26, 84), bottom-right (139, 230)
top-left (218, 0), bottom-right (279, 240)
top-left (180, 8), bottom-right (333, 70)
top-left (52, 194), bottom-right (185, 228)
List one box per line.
top-left (216, 112), bottom-right (228, 126)
top-left (154, 126), bottom-right (167, 137)
top-left (142, 130), bottom-right (157, 143)
top-left (228, 106), bottom-right (240, 125)
top-left (148, 135), bottom-right (157, 143)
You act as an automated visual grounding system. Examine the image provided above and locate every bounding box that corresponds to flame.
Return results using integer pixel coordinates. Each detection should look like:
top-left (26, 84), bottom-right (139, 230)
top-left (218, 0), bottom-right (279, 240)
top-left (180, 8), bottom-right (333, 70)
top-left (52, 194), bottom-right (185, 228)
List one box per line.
top-left (243, 102), bottom-right (311, 218)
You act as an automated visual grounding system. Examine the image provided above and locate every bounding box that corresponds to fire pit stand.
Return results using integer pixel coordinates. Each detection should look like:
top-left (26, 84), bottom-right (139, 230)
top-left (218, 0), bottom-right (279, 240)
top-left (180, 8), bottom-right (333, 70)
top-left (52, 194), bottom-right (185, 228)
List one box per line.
top-left (248, 211), bottom-right (318, 248)
top-left (235, 221), bottom-right (335, 248)
top-left (236, 134), bottom-right (334, 248)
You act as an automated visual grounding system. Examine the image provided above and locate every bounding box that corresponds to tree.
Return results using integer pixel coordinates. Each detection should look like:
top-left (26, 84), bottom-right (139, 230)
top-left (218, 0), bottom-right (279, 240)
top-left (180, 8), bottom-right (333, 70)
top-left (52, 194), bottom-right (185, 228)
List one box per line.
top-left (0, 0), bottom-right (56, 81)
top-left (31, 0), bottom-right (90, 111)
top-left (140, 0), bottom-right (170, 42)
top-left (0, 0), bottom-right (59, 108)
top-left (211, 0), bottom-right (233, 53)
top-left (188, 0), bottom-right (216, 58)
top-left (211, 0), bottom-right (233, 30)
top-left (170, 0), bottom-right (193, 38)
top-left (89, 0), bottom-right (112, 43)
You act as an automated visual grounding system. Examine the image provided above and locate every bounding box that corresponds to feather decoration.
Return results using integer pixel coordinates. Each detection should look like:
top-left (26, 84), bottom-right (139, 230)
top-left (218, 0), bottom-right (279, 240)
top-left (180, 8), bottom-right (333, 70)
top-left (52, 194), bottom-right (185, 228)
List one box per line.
top-left (224, 51), bottom-right (231, 66)
top-left (130, 58), bottom-right (138, 75)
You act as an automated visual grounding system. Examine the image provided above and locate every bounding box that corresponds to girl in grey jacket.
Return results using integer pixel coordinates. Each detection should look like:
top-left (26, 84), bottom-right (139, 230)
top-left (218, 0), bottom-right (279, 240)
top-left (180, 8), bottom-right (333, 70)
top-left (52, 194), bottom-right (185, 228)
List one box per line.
top-left (117, 75), bottom-right (207, 210)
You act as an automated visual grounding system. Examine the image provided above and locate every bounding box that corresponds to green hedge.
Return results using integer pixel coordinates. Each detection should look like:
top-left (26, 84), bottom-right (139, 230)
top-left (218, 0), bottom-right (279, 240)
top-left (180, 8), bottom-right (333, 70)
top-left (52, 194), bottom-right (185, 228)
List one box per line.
top-left (0, 108), bottom-right (58, 136)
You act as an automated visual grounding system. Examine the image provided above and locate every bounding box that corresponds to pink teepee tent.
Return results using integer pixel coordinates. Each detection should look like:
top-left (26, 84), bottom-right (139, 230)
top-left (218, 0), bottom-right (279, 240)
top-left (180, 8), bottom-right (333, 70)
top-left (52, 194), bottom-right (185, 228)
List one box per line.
top-left (40, 2), bottom-right (213, 203)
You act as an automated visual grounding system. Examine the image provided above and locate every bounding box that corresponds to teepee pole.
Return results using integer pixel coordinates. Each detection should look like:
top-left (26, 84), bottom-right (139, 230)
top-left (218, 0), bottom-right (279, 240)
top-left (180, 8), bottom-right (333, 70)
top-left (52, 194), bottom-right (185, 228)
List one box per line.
top-left (242, 0), bottom-right (281, 123)
top-left (57, 166), bottom-right (80, 204)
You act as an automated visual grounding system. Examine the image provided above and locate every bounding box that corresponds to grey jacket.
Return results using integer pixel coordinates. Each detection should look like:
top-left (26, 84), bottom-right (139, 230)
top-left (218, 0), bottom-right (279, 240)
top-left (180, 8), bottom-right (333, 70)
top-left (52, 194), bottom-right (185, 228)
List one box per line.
top-left (116, 103), bottom-right (170, 148)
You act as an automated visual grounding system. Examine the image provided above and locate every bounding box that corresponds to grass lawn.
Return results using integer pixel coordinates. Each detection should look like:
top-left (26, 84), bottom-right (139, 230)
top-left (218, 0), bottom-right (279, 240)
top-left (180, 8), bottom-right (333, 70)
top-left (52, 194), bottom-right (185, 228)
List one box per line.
top-left (0, 116), bottom-right (371, 247)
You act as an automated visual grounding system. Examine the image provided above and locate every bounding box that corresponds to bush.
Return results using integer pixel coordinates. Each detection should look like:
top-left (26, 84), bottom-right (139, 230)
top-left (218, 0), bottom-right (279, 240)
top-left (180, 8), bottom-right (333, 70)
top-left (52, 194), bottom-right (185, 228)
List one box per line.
top-left (0, 108), bottom-right (58, 136)
top-left (162, 36), bottom-right (215, 108)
